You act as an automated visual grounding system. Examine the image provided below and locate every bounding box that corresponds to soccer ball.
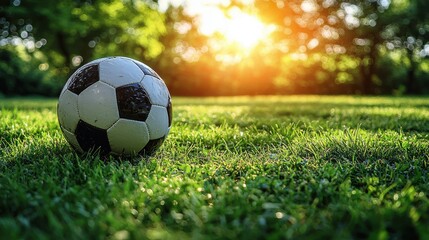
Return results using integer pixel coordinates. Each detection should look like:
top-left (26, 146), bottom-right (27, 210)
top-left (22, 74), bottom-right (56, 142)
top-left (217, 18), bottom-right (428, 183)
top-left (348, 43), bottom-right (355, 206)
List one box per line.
top-left (57, 56), bottom-right (172, 156)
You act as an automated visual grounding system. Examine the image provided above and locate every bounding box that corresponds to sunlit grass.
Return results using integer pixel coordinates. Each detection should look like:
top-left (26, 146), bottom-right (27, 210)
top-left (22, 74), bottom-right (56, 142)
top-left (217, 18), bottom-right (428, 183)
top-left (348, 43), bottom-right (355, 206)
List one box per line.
top-left (1, 96), bottom-right (429, 239)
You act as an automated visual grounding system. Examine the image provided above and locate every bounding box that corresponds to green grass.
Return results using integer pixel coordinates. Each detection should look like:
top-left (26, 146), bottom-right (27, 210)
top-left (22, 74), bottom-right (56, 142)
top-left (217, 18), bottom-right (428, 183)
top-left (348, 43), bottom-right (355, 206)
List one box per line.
top-left (1, 96), bottom-right (429, 239)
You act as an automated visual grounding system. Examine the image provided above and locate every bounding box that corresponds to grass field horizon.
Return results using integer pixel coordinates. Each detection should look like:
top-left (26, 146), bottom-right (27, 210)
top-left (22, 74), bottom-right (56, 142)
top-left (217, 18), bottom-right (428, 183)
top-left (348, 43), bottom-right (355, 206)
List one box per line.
top-left (1, 96), bottom-right (429, 239)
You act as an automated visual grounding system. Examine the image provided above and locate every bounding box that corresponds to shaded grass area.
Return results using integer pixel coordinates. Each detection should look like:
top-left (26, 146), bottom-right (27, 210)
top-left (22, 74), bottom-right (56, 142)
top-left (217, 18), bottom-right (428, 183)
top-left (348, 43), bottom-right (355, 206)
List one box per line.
top-left (1, 96), bottom-right (429, 239)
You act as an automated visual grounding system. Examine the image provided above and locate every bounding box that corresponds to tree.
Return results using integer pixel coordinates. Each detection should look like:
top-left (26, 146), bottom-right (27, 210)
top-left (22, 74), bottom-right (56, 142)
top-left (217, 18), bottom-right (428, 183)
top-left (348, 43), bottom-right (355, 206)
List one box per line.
top-left (253, 0), bottom-right (397, 94)
top-left (338, 0), bottom-right (391, 94)
top-left (0, 0), bottom-right (166, 73)
top-left (384, 0), bottom-right (429, 94)
top-left (160, 0), bottom-right (429, 95)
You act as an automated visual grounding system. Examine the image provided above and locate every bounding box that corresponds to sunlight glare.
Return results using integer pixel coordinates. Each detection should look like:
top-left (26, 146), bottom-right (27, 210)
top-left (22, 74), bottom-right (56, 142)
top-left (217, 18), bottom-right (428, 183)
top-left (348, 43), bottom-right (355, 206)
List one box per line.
top-left (199, 7), bottom-right (274, 50)
top-left (223, 10), bottom-right (270, 49)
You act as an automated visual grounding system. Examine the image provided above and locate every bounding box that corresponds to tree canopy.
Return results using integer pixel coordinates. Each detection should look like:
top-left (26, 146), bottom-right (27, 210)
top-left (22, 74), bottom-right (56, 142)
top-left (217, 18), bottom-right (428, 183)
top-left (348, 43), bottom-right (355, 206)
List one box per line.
top-left (1, 0), bottom-right (428, 96)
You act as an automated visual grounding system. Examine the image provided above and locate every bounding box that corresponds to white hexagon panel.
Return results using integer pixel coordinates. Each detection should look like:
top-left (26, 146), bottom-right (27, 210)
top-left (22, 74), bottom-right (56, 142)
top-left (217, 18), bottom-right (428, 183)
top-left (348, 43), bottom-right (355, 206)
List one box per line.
top-left (57, 90), bottom-right (80, 133)
top-left (140, 75), bottom-right (170, 107)
top-left (146, 105), bottom-right (169, 139)
top-left (78, 81), bottom-right (119, 129)
top-left (107, 119), bottom-right (150, 155)
top-left (99, 57), bottom-right (144, 88)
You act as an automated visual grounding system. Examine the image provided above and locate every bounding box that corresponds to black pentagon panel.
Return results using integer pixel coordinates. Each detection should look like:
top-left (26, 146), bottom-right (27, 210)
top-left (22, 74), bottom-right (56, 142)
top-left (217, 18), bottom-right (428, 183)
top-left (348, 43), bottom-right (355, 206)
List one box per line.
top-left (139, 137), bottom-right (165, 156)
top-left (68, 64), bottom-right (99, 95)
top-left (116, 83), bottom-right (152, 121)
top-left (167, 97), bottom-right (172, 127)
top-left (75, 120), bottom-right (111, 155)
top-left (132, 61), bottom-right (161, 79)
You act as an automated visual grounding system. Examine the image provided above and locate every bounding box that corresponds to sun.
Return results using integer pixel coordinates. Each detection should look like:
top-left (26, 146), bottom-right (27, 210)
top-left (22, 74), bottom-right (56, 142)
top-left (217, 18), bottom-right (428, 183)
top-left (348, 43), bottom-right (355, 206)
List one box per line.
top-left (222, 10), bottom-right (270, 49)
top-left (198, 7), bottom-right (273, 50)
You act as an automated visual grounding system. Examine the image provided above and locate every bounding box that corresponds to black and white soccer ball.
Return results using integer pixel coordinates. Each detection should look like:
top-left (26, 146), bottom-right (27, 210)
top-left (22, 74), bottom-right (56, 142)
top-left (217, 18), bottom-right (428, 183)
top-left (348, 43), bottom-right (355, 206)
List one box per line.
top-left (57, 56), bottom-right (172, 156)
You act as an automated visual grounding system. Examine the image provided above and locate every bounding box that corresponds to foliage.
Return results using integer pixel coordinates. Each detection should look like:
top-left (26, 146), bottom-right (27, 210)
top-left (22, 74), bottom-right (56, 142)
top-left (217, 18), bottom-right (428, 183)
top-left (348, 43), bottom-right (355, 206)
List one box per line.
top-left (0, 0), bottom-right (165, 65)
top-left (159, 0), bottom-right (429, 95)
top-left (1, 96), bottom-right (429, 238)
top-left (0, 0), bottom-right (165, 96)
top-left (385, 0), bottom-right (429, 94)
top-left (1, 0), bottom-right (429, 96)
top-left (0, 47), bottom-right (61, 96)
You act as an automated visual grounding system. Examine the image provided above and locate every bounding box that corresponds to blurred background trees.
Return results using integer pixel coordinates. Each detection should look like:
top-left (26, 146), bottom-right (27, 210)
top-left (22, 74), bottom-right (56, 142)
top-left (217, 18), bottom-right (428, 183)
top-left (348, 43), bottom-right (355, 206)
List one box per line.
top-left (0, 0), bottom-right (165, 96)
top-left (0, 0), bottom-right (428, 96)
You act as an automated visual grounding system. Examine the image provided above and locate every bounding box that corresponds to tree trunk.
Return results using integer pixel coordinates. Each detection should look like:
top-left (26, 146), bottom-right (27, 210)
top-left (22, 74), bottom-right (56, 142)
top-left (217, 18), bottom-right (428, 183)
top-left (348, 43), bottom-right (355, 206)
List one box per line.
top-left (360, 44), bottom-right (379, 95)
top-left (56, 32), bottom-right (71, 67)
top-left (360, 59), bottom-right (372, 94)
top-left (405, 50), bottom-right (418, 95)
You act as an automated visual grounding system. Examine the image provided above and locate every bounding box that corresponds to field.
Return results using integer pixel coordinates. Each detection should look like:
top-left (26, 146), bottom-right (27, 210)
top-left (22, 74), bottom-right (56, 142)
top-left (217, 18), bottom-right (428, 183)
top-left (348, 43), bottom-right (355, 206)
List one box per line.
top-left (1, 96), bottom-right (429, 239)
